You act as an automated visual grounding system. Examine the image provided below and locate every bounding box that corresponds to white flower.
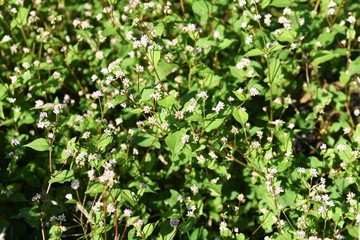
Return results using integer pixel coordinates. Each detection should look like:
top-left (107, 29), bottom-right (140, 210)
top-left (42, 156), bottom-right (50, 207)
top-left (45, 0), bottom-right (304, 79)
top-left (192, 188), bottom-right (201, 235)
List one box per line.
top-left (320, 143), bottom-right (327, 151)
top-left (283, 7), bottom-right (292, 15)
top-left (123, 208), bottom-right (132, 217)
top-left (198, 91), bottom-right (208, 99)
top-left (245, 35), bottom-right (253, 45)
top-left (213, 30), bottom-right (220, 39)
top-left (197, 154), bottom-right (206, 164)
top-left (249, 87), bottom-right (260, 96)
top-left (133, 219), bottom-right (144, 228)
top-left (135, 64), bottom-right (144, 73)
top-left (71, 181), bottom-right (80, 190)
top-left (264, 14), bottom-right (272, 26)
top-left (328, 1), bottom-right (337, 8)
top-left (347, 15), bottom-right (356, 24)
top-left (87, 168), bottom-right (96, 180)
top-left (143, 105), bottom-right (151, 113)
top-left (298, 167), bottom-right (305, 174)
top-left (209, 151), bottom-right (217, 159)
top-left (175, 110), bottom-right (184, 120)
top-left (65, 193), bottom-right (73, 200)
top-left (82, 131), bottom-right (91, 139)
top-left (219, 220), bottom-right (227, 232)
top-left (1, 35), bottom-right (11, 43)
top-left (92, 201), bottom-right (104, 213)
top-left (298, 18), bottom-right (305, 25)
top-left (254, 14), bottom-right (261, 21)
top-left (236, 58), bottom-right (251, 69)
top-left (309, 168), bottom-right (318, 177)
top-left (274, 119), bottom-right (284, 127)
top-left (337, 143), bottom-right (346, 151)
top-left (95, 51), bottom-right (104, 60)
top-left (32, 193), bottom-right (41, 201)
top-left (239, 0), bottom-right (246, 7)
top-left (343, 128), bottom-right (351, 134)
top-left (107, 203), bottom-right (116, 213)
top-left (251, 141), bottom-right (260, 149)
top-left (140, 35), bottom-right (148, 47)
top-left (59, 226), bottom-right (67, 232)
top-left (181, 134), bottom-right (189, 144)
top-left (190, 184), bottom-right (198, 194)
top-left (212, 101), bottom-right (225, 114)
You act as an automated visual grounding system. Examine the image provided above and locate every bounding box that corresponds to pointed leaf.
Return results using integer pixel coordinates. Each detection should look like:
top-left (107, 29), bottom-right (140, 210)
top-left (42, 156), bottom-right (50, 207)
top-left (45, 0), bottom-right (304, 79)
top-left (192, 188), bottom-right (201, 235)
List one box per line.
top-left (24, 138), bottom-right (50, 152)
top-left (165, 129), bottom-right (186, 155)
top-left (49, 170), bottom-right (75, 184)
top-left (232, 107), bottom-right (248, 125)
top-left (143, 221), bottom-right (159, 238)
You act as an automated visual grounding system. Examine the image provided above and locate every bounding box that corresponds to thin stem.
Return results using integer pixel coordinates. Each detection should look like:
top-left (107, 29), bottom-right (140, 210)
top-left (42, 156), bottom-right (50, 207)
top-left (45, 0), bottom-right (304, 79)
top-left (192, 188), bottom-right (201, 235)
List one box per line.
top-left (180, 0), bottom-right (185, 15)
top-left (103, 190), bottom-right (107, 240)
top-left (266, 57), bottom-right (273, 122)
top-left (120, 224), bottom-right (128, 240)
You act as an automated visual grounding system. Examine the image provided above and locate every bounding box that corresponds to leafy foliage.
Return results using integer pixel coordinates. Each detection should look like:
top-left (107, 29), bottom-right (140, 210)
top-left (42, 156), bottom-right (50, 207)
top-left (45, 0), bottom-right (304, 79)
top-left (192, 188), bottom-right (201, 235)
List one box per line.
top-left (0, 0), bottom-right (360, 239)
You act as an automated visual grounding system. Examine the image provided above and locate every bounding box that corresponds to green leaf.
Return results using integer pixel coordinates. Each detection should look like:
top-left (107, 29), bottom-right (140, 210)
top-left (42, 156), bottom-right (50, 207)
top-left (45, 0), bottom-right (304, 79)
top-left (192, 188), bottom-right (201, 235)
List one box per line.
top-left (49, 225), bottom-right (62, 239)
top-left (167, 190), bottom-right (180, 207)
top-left (192, 0), bottom-right (211, 22)
top-left (200, 74), bottom-right (222, 89)
top-left (133, 133), bottom-right (158, 147)
top-left (207, 182), bottom-right (222, 197)
top-left (107, 0), bottom-right (117, 5)
top-left (232, 107), bottom-right (248, 125)
top-left (236, 233), bottom-right (246, 240)
top-left (310, 156), bottom-right (323, 168)
top-left (24, 138), bottom-right (50, 152)
top-left (220, 228), bottom-right (233, 238)
top-left (113, 94), bottom-right (127, 106)
top-left (16, 7), bottom-right (30, 28)
top-left (102, 26), bottom-right (118, 37)
top-left (85, 183), bottom-right (104, 196)
top-left (155, 61), bottom-right (177, 80)
top-left (97, 136), bottom-right (113, 151)
top-left (141, 87), bottom-right (155, 102)
top-left (245, 48), bottom-right (264, 57)
top-left (229, 66), bottom-right (245, 82)
top-left (347, 225), bottom-right (359, 238)
top-left (165, 129), bottom-right (187, 155)
top-left (0, 102), bottom-right (5, 119)
top-left (179, 218), bottom-right (196, 233)
top-left (270, 0), bottom-right (292, 7)
top-left (260, 211), bottom-right (277, 232)
top-left (49, 170), bottom-right (75, 184)
top-left (312, 50), bottom-right (335, 65)
top-left (204, 117), bottom-right (226, 132)
top-left (148, 48), bottom-right (161, 67)
top-left (121, 189), bottom-right (136, 206)
top-left (158, 91), bottom-right (178, 108)
top-left (158, 221), bottom-right (177, 240)
top-left (347, 29), bottom-right (356, 40)
top-left (143, 221), bottom-right (159, 238)
top-left (279, 190), bottom-right (296, 207)
top-left (218, 39), bottom-right (236, 50)
top-left (155, 21), bottom-right (165, 36)
top-left (340, 56), bottom-right (360, 85)
top-left (17, 206), bottom-right (41, 228)
top-left (0, 84), bottom-right (7, 100)
top-left (233, 91), bottom-right (246, 101)
top-left (261, 0), bottom-right (271, 8)
top-left (276, 29), bottom-right (297, 43)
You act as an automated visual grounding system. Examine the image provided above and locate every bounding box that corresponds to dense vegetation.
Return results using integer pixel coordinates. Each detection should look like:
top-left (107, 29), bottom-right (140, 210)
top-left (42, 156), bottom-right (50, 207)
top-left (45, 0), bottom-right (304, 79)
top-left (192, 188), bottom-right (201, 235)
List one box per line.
top-left (0, 0), bottom-right (359, 239)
